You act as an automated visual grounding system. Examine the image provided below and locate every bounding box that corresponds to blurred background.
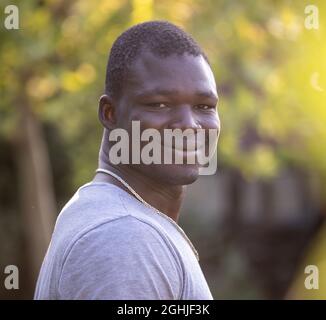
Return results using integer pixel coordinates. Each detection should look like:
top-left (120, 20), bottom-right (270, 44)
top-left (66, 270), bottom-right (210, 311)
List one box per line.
top-left (0, 0), bottom-right (325, 299)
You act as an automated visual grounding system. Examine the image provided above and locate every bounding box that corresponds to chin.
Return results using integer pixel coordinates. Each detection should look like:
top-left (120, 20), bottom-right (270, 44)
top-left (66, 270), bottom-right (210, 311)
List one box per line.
top-left (146, 163), bottom-right (200, 186)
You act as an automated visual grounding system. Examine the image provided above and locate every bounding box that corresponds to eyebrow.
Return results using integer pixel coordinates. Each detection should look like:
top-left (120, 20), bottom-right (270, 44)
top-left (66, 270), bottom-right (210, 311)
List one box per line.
top-left (135, 89), bottom-right (219, 101)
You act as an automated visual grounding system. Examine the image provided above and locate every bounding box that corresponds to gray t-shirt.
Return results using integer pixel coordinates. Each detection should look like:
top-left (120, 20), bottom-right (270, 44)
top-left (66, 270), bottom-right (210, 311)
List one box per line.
top-left (34, 182), bottom-right (213, 300)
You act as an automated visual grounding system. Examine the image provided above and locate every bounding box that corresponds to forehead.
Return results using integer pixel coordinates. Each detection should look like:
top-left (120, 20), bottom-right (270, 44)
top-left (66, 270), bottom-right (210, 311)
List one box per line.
top-left (123, 51), bottom-right (217, 97)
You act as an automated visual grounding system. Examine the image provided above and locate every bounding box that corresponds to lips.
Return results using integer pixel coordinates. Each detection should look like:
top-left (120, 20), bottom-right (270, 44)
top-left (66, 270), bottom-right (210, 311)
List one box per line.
top-left (162, 137), bottom-right (205, 152)
top-left (161, 142), bottom-right (206, 164)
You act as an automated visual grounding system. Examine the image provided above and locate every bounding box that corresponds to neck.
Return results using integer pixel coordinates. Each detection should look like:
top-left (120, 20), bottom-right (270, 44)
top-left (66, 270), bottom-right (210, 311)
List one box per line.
top-left (94, 158), bottom-right (185, 222)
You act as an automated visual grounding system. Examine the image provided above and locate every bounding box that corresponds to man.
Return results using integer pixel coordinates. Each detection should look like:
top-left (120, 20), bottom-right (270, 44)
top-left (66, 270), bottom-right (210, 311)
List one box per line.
top-left (35, 20), bottom-right (220, 300)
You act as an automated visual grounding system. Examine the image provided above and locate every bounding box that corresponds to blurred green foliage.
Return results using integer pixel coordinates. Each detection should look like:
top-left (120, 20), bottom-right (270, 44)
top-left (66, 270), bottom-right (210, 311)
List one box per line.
top-left (1, 0), bottom-right (325, 187)
top-left (0, 0), bottom-right (325, 298)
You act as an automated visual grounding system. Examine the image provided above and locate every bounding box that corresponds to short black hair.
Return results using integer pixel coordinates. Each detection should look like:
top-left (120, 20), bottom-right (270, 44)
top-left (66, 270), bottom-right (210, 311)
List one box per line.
top-left (105, 20), bottom-right (209, 100)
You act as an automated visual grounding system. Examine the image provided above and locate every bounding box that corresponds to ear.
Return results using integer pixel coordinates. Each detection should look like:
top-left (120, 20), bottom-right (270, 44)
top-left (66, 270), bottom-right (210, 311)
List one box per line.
top-left (98, 94), bottom-right (117, 130)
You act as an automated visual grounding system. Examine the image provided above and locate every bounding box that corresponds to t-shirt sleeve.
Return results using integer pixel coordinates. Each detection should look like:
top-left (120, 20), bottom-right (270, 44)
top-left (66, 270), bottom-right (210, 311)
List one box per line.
top-left (58, 215), bottom-right (184, 300)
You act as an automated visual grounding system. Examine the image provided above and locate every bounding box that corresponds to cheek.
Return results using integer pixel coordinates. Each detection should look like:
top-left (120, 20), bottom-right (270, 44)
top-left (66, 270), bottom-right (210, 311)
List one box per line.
top-left (201, 113), bottom-right (220, 130)
top-left (201, 114), bottom-right (221, 146)
top-left (115, 104), bottom-right (131, 129)
top-left (129, 111), bottom-right (168, 130)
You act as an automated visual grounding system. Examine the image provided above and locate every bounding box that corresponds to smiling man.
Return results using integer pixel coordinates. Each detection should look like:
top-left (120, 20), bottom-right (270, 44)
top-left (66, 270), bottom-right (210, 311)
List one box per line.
top-left (35, 21), bottom-right (220, 300)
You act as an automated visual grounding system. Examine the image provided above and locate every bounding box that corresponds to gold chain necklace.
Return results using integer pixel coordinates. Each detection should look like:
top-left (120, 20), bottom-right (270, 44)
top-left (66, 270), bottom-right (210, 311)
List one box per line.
top-left (95, 168), bottom-right (199, 261)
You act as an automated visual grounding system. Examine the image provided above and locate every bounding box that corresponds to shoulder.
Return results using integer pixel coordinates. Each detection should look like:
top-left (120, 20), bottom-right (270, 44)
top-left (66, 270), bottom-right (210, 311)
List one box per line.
top-left (58, 215), bottom-right (184, 299)
top-left (61, 215), bottom-right (183, 269)
top-left (51, 183), bottom-right (130, 250)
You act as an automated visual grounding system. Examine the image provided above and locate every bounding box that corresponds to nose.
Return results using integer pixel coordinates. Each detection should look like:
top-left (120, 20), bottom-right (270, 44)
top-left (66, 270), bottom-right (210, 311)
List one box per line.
top-left (168, 105), bottom-right (202, 131)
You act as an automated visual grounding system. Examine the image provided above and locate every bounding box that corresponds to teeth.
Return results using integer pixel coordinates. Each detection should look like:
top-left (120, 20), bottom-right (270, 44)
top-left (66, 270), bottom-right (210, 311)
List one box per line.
top-left (163, 138), bottom-right (205, 151)
top-left (163, 144), bottom-right (202, 152)
top-left (162, 144), bottom-right (205, 155)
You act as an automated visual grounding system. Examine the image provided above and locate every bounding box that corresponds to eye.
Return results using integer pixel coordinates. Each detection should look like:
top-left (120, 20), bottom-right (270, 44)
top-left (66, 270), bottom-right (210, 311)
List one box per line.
top-left (146, 103), bottom-right (169, 109)
top-left (196, 104), bottom-right (215, 111)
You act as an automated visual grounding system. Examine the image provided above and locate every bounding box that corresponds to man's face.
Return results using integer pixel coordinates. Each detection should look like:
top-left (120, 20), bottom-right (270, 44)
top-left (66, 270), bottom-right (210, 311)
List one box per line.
top-left (114, 50), bottom-right (220, 185)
